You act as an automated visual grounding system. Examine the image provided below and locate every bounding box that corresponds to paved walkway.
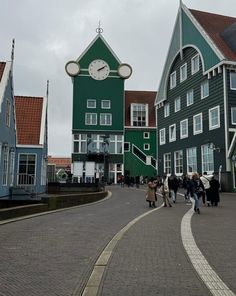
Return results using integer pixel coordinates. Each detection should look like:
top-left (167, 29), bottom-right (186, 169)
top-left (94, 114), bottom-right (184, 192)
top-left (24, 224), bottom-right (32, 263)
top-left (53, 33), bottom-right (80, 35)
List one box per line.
top-left (0, 186), bottom-right (235, 295)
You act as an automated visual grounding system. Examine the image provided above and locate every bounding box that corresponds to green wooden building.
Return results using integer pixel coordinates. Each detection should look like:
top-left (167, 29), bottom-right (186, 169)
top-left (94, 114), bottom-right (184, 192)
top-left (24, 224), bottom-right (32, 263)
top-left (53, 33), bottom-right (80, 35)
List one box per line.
top-left (66, 32), bottom-right (157, 183)
top-left (156, 2), bottom-right (236, 191)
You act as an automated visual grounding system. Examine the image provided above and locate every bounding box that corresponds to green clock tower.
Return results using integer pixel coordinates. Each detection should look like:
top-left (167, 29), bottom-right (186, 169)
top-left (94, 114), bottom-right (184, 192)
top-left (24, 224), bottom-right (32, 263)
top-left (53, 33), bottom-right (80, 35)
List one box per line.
top-left (65, 30), bottom-right (132, 183)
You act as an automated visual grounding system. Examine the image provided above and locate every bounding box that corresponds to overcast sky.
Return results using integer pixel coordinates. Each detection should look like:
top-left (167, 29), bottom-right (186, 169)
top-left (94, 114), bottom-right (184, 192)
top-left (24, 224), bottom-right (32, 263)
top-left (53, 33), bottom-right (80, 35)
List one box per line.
top-left (0, 0), bottom-right (235, 156)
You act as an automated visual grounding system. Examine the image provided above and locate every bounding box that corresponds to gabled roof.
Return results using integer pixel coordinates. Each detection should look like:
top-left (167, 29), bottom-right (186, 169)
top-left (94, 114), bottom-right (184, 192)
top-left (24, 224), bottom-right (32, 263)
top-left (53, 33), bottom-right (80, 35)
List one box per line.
top-left (125, 91), bottom-right (157, 127)
top-left (190, 9), bottom-right (236, 62)
top-left (48, 156), bottom-right (71, 167)
top-left (0, 62), bottom-right (6, 82)
top-left (15, 96), bottom-right (44, 145)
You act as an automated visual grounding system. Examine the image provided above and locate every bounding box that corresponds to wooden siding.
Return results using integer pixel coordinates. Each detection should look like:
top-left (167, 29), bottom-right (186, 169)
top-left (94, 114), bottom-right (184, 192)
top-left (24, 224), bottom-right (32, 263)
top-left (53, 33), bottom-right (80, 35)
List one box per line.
top-left (227, 70), bottom-right (236, 129)
top-left (157, 47), bottom-right (226, 175)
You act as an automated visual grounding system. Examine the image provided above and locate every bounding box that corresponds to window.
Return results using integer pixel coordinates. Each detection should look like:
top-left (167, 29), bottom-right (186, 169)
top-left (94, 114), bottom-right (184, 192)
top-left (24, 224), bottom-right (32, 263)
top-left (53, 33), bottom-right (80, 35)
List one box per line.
top-left (100, 113), bottom-right (112, 126)
top-left (193, 113), bottom-right (203, 134)
top-left (144, 143), bottom-right (150, 150)
top-left (169, 124), bottom-right (176, 142)
top-left (143, 132), bottom-right (150, 139)
top-left (159, 128), bottom-right (166, 145)
top-left (186, 89), bottom-right (194, 106)
top-left (170, 71), bottom-right (176, 89)
top-left (74, 134), bottom-right (87, 153)
top-left (231, 107), bottom-right (236, 124)
top-left (87, 99), bottom-right (96, 108)
top-left (101, 100), bottom-right (111, 109)
top-left (230, 72), bottom-right (236, 90)
top-left (180, 119), bottom-right (188, 139)
top-left (131, 103), bottom-right (148, 126)
top-left (186, 147), bottom-right (197, 173)
top-left (209, 106), bottom-right (220, 130)
top-left (18, 154), bottom-right (36, 185)
top-left (85, 113), bottom-right (97, 125)
top-left (9, 151), bottom-right (15, 186)
top-left (164, 153), bottom-right (171, 175)
top-left (174, 150), bottom-right (183, 175)
top-left (124, 142), bottom-right (130, 152)
top-left (164, 103), bottom-right (170, 117)
top-left (6, 99), bottom-right (11, 127)
top-left (180, 63), bottom-right (187, 82)
top-left (2, 146), bottom-right (9, 186)
top-left (191, 54), bottom-right (199, 74)
top-left (201, 80), bottom-right (209, 99)
top-left (175, 97), bottom-right (181, 112)
top-left (109, 135), bottom-right (123, 154)
top-left (201, 144), bottom-right (214, 173)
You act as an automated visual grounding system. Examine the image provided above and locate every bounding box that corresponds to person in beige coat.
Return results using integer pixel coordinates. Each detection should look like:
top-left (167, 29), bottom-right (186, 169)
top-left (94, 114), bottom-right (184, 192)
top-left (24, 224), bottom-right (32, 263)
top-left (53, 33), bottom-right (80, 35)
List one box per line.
top-left (160, 174), bottom-right (172, 207)
top-left (146, 177), bottom-right (157, 208)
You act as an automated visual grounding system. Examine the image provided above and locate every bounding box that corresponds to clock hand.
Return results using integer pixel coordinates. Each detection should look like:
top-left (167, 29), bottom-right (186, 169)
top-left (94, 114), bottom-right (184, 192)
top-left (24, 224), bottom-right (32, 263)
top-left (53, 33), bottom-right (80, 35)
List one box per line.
top-left (97, 65), bottom-right (107, 71)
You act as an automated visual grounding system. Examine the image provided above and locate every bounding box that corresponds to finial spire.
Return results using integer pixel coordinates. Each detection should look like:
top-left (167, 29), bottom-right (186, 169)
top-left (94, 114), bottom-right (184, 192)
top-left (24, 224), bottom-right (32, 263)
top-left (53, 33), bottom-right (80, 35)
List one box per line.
top-left (96, 20), bottom-right (103, 34)
top-left (11, 38), bottom-right (15, 61)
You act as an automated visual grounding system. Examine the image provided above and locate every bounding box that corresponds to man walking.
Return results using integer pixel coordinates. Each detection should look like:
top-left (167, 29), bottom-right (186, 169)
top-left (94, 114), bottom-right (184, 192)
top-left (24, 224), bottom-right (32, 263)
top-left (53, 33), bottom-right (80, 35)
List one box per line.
top-left (200, 172), bottom-right (213, 206)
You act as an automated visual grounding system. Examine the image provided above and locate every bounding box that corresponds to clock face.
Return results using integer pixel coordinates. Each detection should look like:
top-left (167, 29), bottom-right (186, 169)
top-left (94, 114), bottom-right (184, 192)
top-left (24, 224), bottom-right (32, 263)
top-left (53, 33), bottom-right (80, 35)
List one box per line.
top-left (118, 63), bottom-right (132, 79)
top-left (88, 59), bottom-right (110, 80)
top-left (65, 61), bottom-right (80, 76)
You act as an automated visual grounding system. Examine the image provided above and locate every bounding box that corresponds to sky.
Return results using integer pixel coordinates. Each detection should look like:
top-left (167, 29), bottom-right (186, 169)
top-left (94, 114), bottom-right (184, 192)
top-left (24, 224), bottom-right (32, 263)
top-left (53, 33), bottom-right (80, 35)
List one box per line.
top-left (0, 0), bottom-right (235, 156)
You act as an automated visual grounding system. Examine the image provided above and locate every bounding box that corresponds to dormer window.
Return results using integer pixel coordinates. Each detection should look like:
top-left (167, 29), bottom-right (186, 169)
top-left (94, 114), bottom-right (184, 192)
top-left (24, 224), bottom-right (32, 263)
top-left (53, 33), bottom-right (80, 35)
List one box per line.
top-left (170, 71), bottom-right (176, 89)
top-left (130, 103), bottom-right (148, 126)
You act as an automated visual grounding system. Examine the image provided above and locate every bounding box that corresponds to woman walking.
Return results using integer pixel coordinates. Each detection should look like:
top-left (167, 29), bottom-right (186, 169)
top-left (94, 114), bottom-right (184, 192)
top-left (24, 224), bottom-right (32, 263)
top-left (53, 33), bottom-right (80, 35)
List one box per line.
top-left (146, 177), bottom-right (157, 208)
top-left (160, 174), bottom-right (172, 207)
top-left (190, 172), bottom-right (204, 214)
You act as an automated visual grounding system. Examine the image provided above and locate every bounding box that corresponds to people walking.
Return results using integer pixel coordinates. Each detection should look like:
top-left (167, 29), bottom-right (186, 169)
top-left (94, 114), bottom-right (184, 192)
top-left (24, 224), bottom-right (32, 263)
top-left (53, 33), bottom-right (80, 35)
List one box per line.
top-left (182, 174), bottom-right (191, 203)
top-left (200, 172), bottom-right (213, 206)
top-left (209, 174), bottom-right (220, 206)
top-left (168, 174), bottom-right (179, 203)
top-left (190, 172), bottom-right (204, 214)
top-left (160, 174), bottom-right (172, 207)
top-left (146, 177), bottom-right (157, 208)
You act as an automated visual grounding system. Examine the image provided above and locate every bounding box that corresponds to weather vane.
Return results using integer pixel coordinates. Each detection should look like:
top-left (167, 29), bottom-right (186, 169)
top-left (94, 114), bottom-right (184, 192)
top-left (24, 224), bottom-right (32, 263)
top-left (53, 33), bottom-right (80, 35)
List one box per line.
top-left (96, 21), bottom-right (103, 34)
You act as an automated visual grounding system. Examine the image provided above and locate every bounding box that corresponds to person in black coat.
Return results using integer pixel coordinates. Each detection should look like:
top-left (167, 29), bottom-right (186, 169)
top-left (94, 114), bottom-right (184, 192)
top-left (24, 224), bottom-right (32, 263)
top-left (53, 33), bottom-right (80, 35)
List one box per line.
top-left (209, 175), bottom-right (220, 206)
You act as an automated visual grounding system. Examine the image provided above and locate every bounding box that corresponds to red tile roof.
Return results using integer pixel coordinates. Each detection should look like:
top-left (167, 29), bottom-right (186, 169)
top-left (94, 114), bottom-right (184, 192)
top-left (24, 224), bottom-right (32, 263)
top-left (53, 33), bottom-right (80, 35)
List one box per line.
top-left (0, 62), bottom-right (6, 82)
top-left (125, 91), bottom-right (157, 127)
top-left (15, 96), bottom-right (43, 145)
top-left (190, 9), bottom-right (236, 61)
top-left (48, 156), bottom-right (71, 167)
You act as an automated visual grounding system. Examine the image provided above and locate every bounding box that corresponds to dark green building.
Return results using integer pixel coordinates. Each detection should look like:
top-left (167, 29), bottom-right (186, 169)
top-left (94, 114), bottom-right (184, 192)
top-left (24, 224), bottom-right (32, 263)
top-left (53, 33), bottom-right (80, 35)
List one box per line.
top-left (156, 2), bottom-right (236, 191)
top-left (65, 33), bottom-right (157, 183)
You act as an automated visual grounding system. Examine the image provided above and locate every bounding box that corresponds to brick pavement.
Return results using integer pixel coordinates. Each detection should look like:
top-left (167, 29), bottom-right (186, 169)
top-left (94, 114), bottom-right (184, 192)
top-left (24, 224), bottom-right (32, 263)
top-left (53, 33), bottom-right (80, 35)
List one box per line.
top-left (0, 186), bottom-right (235, 295)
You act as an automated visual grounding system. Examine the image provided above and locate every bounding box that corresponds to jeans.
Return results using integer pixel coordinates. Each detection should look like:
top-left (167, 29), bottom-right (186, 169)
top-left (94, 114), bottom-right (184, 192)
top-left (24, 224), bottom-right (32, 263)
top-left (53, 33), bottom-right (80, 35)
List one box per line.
top-left (193, 192), bottom-right (200, 210)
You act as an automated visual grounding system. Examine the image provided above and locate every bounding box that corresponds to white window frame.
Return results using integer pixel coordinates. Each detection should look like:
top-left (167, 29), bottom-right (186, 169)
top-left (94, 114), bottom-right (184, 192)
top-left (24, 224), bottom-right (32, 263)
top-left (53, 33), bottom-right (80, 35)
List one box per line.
top-left (174, 150), bottom-right (183, 176)
top-left (231, 107), bottom-right (236, 125)
top-left (164, 103), bottom-right (170, 117)
top-left (230, 72), bottom-right (236, 90)
top-left (186, 147), bottom-right (197, 173)
top-left (2, 146), bottom-right (9, 186)
top-left (175, 97), bottom-right (181, 112)
top-left (101, 100), bottom-right (111, 109)
top-left (170, 71), bottom-right (176, 89)
top-left (201, 144), bottom-right (214, 174)
top-left (9, 151), bottom-right (15, 186)
top-left (186, 89), bottom-right (194, 106)
top-left (180, 119), bottom-right (188, 139)
top-left (130, 103), bottom-right (148, 127)
top-left (180, 63), bottom-right (187, 82)
top-left (85, 113), bottom-right (97, 125)
top-left (209, 106), bottom-right (220, 130)
top-left (169, 124), bottom-right (176, 142)
top-left (143, 132), bottom-right (150, 139)
top-left (74, 134), bottom-right (87, 153)
top-left (164, 153), bottom-right (171, 175)
top-left (100, 113), bottom-right (112, 126)
top-left (144, 143), bottom-right (150, 151)
top-left (201, 80), bottom-right (209, 99)
top-left (17, 153), bottom-right (37, 186)
top-left (87, 99), bottom-right (96, 108)
top-left (159, 128), bottom-right (166, 145)
top-left (193, 113), bottom-right (203, 135)
top-left (109, 135), bottom-right (123, 154)
top-left (191, 54), bottom-right (199, 75)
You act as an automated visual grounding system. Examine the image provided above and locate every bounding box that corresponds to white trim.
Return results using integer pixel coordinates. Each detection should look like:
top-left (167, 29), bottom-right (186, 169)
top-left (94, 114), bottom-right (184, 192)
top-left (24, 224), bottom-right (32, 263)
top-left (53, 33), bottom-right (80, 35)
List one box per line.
top-left (85, 113), bottom-right (97, 125)
top-left (227, 132), bottom-right (236, 158)
top-left (231, 107), bottom-right (236, 125)
top-left (186, 89), bottom-right (194, 106)
top-left (180, 63), bottom-right (187, 82)
top-left (87, 99), bottom-right (96, 108)
top-left (124, 126), bottom-right (156, 130)
top-left (39, 96), bottom-right (47, 145)
top-left (201, 80), bottom-right (209, 99)
top-left (175, 97), bottom-right (181, 112)
top-left (16, 144), bottom-right (42, 148)
top-left (169, 124), bottom-right (176, 142)
top-left (0, 62), bottom-right (11, 113)
top-left (100, 113), bottom-right (112, 126)
top-left (174, 150), bottom-right (183, 176)
top-left (191, 54), bottom-right (200, 75)
top-left (164, 102), bottom-right (170, 117)
top-left (223, 66), bottom-right (230, 171)
top-left (229, 128), bottom-right (236, 132)
top-left (143, 132), bottom-right (150, 139)
top-left (143, 143), bottom-right (150, 151)
top-left (209, 106), bottom-right (220, 130)
top-left (159, 128), bottom-right (166, 145)
top-left (230, 72), bottom-right (236, 90)
top-left (170, 71), bottom-right (177, 89)
top-left (101, 100), bottom-right (111, 109)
